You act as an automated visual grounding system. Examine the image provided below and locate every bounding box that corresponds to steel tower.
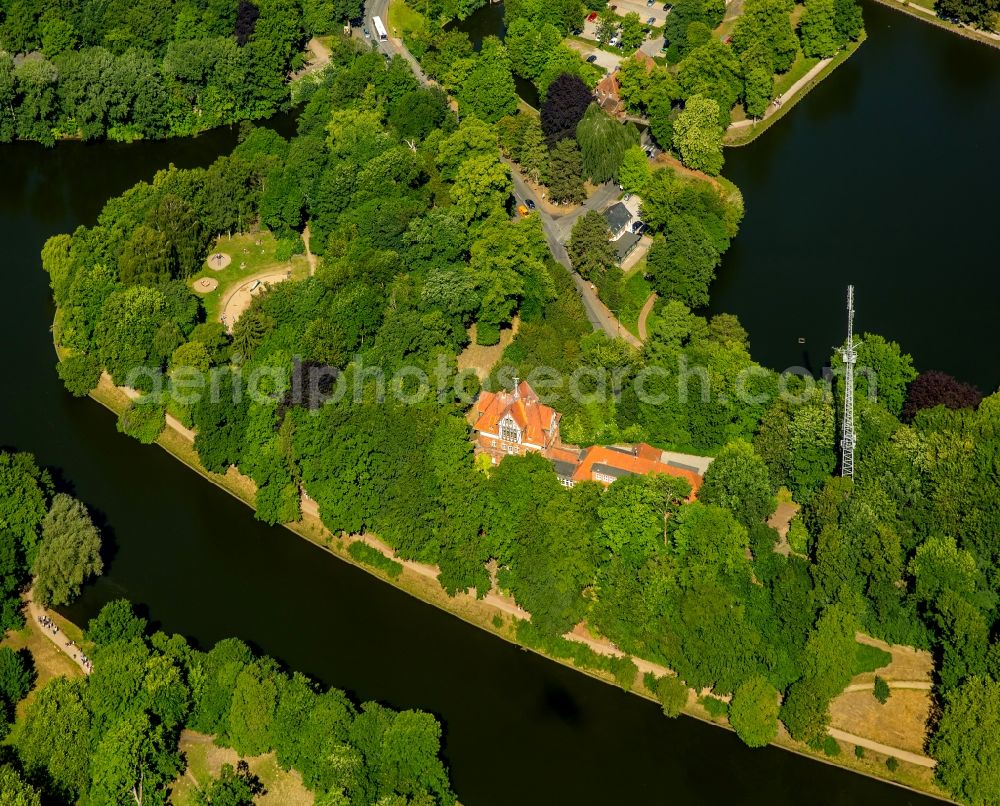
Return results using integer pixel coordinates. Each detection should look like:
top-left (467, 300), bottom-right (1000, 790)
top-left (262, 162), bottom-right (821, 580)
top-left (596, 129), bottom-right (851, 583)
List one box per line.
top-left (838, 285), bottom-right (858, 478)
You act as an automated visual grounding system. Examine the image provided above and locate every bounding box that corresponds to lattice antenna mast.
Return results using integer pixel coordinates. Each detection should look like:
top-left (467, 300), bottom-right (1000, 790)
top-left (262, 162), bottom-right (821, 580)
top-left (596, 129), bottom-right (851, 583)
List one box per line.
top-left (838, 285), bottom-right (858, 478)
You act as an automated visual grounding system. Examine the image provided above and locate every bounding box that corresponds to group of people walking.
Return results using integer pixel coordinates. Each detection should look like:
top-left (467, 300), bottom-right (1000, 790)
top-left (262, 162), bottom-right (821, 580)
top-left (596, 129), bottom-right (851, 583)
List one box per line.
top-left (37, 613), bottom-right (92, 672)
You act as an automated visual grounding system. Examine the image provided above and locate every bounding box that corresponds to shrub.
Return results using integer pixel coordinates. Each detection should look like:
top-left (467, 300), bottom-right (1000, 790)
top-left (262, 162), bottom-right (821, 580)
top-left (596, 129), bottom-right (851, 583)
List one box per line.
top-left (56, 353), bottom-right (101, 397)
top-left (852, 643), bottom-right (892, 675)
top-left (347, 541), bottom-right (403, 579)
top-left (886, 757), bottom-right (899, 772)
top-left (854, 745), bottom-right (865, 759)
top-left (117, 397), bottom-right (166, 444)
top-left (873, 675), bottom-right (891, 704)
top-left (475, 320), bottom-right (501, 346)
top-left (822, 736), bottom-right (841, 757)
top-left (274, 236), bottom-right (304, 262)
top-left (699, 695), bottom-right (729, 719)
top-left (655, 675), bottom-right (689, 717)
top-left (787, 516), bottom-right (810, 554)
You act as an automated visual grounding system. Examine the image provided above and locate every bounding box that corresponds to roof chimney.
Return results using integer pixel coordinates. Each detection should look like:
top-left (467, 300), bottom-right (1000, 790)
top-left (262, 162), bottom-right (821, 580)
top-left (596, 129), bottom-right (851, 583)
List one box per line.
top-left (512, 376), bottom-right (520, 399)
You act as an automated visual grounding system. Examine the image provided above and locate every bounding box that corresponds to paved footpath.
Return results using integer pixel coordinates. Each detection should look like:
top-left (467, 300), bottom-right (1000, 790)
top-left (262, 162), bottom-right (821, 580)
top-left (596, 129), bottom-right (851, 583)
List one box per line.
top-left (729, 57), bottom-right (833, 131)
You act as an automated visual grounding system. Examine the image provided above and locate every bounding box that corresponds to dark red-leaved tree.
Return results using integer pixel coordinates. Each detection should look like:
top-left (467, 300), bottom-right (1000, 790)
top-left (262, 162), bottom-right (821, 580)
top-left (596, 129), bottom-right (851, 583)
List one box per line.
top-left (541, 74), bottom-right (594, 140)
top-left (902, 370), bottom-right (982, 422)
top-left (236, 0), bottom-right (260, 46)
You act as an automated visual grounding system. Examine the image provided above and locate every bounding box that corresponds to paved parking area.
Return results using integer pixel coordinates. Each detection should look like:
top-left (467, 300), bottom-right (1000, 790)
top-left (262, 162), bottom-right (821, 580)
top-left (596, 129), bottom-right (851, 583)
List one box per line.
top-left (567, 37), bottom-right (622, 72)
top-left (614, 0), bottom-right (672, 26)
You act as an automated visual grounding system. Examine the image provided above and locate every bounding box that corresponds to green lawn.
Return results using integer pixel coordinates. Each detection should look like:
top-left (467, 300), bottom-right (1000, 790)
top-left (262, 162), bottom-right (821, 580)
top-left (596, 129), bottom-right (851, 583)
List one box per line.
top-left (388, 0), bottom-right (426, 37)
top-left (773, 52), bottom-right (822, 96)
top-left (612, 259), bottom-right (654, 339)
top-left (190, 231), bottom-right (310, 322)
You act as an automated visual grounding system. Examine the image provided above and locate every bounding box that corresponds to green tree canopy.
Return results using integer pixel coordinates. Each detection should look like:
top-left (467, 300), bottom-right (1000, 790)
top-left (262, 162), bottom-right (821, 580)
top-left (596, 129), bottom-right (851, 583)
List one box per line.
top-left (32, 493), bottom-right (103, 607)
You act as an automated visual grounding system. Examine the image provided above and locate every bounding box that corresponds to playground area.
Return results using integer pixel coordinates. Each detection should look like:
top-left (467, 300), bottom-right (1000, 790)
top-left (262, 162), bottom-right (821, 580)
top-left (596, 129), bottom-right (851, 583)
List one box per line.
top-left (188, 232), bottom-right (310, 327)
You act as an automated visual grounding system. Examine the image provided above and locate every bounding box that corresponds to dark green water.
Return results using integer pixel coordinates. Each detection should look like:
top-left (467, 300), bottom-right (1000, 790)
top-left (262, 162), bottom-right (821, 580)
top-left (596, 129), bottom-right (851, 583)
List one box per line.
top-left (0, 22), bottom-right (962, 804)
top-left (712, 1), bottom-right (1000, 392)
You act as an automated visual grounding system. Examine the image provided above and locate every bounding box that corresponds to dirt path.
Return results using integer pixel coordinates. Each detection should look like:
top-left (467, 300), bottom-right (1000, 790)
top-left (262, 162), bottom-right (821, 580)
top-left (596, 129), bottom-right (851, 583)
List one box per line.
top-left (300, 496), bottom-right (530, 619)
top-left (302, 224), bottom-right (318, 276)
top-left (637, 292), bottom-right (657, 341)
top-left (828, 727), bottom-right (936, 767)
top-left (220, 270), bottom-right (292, 332)
top-left (842, 681), bottom-right (933, 693)
top-left (115, 377), bottom-right (195, 442)
top-left (294, 36), bottom-right (332, 79)
top-left (25, 589), bottom-right (91, 675)
top-left (564, 624), bottom-right (673, 678)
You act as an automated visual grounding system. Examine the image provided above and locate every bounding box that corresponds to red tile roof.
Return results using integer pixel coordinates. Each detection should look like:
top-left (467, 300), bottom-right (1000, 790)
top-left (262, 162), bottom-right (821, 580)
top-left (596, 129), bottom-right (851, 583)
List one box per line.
top-left (472, 381), bottom-right (559, 448)
top-left (570, 444), bottom-right (701, 498)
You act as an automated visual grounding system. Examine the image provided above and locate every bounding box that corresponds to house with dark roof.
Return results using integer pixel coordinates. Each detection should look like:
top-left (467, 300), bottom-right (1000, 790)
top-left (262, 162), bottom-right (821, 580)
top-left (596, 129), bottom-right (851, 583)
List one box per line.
top-left (602, 202), bottom-right (634, 240)
top-left (613, 231), bottom-right (642, 262)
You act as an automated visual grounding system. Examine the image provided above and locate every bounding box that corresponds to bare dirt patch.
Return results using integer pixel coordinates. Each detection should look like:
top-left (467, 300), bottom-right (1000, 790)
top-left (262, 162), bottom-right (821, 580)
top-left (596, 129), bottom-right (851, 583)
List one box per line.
top-left (207, 252), bottom-right (232, 271)
top-left (457, 319), bottom-right (520, 380)
top-left (830, 689), bottom-right (933, 755)
top-left (193, 277), bottom-right (218, 293)
top-left (221, 271), bottom-right (292, 332)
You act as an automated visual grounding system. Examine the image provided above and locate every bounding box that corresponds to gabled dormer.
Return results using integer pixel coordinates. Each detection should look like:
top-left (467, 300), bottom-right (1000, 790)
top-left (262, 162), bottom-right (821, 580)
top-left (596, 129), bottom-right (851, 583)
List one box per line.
top-left (499, 414), bottom-right (521, 444)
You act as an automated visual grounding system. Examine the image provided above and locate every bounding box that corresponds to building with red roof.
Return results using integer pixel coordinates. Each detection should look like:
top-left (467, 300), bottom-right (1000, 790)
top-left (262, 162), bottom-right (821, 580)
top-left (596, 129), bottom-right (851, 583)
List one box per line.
top-left (470, 379), bottom-right (702, 497)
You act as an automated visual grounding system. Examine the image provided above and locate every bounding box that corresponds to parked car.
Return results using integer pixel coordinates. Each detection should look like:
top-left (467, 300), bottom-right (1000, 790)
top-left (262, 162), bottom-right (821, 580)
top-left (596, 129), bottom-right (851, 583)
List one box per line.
top-left (647, 16), bottom-right (656, 24)
top-left (526, 199), bottom-right (536, 210)
top-left (622, 192), bottom-right (632, 202)
top-left (587, 11), bottom-right (599, 20)
top-left (517, 204), bottom-right (529, 217)
top-left (586, 53), bottom-right (598, 63)
top-left (647, 0), bottom-right (655, 5)
top-left (663, 2), bottom-right (673, 8)
top-left (572, 27), bottom-right (583, 34)
top-left (632, 221), bottom-right (647, 234)
top-left (609, 36), bottom-right (620, 46)
top-left (363, 26), bottom-right (370, 37)
top-left (609, 4), bottom-right (617, 9)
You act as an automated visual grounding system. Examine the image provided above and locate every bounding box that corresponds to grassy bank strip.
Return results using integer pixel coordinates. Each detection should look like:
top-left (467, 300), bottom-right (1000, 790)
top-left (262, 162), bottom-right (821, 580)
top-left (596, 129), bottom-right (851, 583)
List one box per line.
top-left (871, 0), bottom-right (1000, 49)
top-left (725, 35), bottom-right (866, 147)
top-left (76, 356), bottom-right (945, 800)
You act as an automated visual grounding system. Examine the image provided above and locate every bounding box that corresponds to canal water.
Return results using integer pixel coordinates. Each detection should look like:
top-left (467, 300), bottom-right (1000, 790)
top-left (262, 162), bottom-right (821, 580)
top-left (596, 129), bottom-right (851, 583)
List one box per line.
top-left (712, 1), bottom-right (1000, 392)
top-left (0, 13), bottom-right (967, 804)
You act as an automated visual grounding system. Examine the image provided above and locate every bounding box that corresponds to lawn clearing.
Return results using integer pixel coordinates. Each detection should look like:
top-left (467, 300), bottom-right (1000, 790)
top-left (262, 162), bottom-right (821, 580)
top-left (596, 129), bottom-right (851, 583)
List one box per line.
top-left (171, 730), bottom-right (313, 806)
top-left (617, 266), bottom-right (653, 339)
top-left (389, 0), bottom-right (426, 37)
top-left (2, 619), bottom-right (83, 720)
top-left (189, 232), bottom-right (310, 323)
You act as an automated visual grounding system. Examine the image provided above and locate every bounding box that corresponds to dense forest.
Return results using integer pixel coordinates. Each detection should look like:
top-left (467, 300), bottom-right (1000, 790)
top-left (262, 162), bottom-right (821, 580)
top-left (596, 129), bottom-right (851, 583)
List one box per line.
top-left (0, 450), bottom-right (454, 804)
top-left (0, 0), bottom-right (364, 143)
top-left (41, 28), bottom-right (1000, 806)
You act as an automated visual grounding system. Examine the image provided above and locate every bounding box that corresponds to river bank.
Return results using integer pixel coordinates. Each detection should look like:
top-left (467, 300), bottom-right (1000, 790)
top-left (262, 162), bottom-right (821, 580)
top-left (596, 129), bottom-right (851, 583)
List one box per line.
top-left (874, 0), bottom-right (1000, 49)
top-left (725, 36), bottom-right (867, 146)
top-left (75, 348), bottom-right (946, 801)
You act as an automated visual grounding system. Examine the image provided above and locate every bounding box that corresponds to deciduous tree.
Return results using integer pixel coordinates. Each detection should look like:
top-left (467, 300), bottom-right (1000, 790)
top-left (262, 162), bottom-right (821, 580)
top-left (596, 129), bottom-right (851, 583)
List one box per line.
top-left (32, 494), bottom-right (103, 607)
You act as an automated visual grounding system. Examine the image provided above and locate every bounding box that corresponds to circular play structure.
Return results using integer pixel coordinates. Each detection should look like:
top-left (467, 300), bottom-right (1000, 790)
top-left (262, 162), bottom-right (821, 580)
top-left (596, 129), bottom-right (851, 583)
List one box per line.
top-left (206, 252), bottom-right (232, 271)
top-left (193, 277), bottom-right (219, 293)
